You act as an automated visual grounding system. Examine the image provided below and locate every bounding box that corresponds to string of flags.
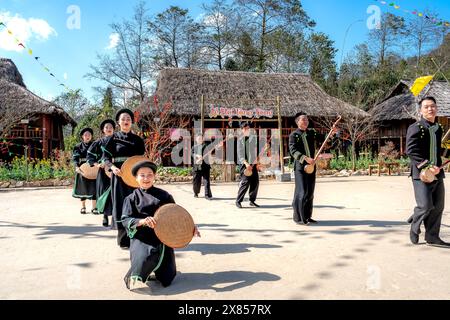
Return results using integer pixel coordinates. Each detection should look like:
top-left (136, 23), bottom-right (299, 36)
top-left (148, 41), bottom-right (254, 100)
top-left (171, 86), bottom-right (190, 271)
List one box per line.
top-left (0, 21), bottom-right (73, 93)
top-left (374, 0), bottom-right (450, 28)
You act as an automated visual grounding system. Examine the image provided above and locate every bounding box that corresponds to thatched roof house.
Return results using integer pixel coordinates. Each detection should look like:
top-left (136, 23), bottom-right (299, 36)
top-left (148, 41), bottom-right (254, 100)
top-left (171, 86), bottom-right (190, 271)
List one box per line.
top-left (154, 68), bottom-right (367, 118)
top-left (148, 68), bottom-right (368, 168)
top-left (369, 80), bottom-right (450, 154)
top-left (0, 58), bottom-right (76, 127)
top-left (0, 58), bottom-right (76, 160)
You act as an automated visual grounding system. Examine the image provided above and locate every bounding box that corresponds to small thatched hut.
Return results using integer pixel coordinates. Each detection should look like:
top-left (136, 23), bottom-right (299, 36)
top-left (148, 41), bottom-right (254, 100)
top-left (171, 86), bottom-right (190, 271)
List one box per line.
top-left (0, 58), bottom-right (76, 160)
top-left (370, 80), bottom-right (450, 154)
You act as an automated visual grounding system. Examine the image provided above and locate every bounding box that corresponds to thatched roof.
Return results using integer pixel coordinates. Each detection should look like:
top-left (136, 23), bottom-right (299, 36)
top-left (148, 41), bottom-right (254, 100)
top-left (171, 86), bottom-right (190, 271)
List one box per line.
top-left (153, 68), bottom-right (367, 118)
top-left (0, 58), bottom-right (26, 87)
top-left (371, 80), bottom-right (450, 121)
top-left (0, 58), bottom-right (76, 127)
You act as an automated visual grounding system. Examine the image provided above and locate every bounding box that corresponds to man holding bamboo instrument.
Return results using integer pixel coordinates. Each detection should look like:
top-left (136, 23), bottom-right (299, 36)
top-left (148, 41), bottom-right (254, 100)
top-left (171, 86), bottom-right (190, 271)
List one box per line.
top-left (289, 112), bottom-right (339, 225)
top-left (406, 96), bottom-right (449, 247)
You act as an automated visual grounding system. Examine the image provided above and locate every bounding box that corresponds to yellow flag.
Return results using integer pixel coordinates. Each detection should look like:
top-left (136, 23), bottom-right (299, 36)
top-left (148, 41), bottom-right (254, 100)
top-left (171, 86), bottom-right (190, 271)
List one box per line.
top-left (410, 75), bottom-right (434, 96)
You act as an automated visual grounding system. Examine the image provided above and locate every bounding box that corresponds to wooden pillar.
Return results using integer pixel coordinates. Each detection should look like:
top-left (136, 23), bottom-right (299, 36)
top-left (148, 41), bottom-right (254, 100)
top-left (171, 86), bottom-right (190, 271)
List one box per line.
top-left (42, 115), bottom-right (50, 158)
top-left (400, 135), bottom-right (403, 155)
top-left (377, 128), bottom-right (381, 153)
top-left (200, 95), bottom-right (205, 133)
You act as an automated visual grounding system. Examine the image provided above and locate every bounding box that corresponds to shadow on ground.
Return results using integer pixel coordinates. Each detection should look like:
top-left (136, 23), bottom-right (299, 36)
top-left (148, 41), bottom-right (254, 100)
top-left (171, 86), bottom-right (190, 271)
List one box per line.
top-left (0, 221), bottom-right (114, 240)
top-left (132, 270), bottom-right (281, 295)
top-left (178, 243), bottom-right (282, 255)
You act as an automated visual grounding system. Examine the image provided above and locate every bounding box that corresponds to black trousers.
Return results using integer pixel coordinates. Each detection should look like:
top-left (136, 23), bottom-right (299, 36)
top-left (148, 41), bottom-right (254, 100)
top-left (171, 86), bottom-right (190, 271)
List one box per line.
top-left (236, 165), bottom-right (259, 204)
top-left (292, 169), bottom-right (316, 223)
top-left (154, 246), bottom-right (177, 287)
top-left (111, 174), bottom-right (134, 248)
top-left (409, 178), bottom-right (445, 241)
top-left (193, 168), bottom-right (212, 197)
top-left (125, 239), bottom-right (176, 288)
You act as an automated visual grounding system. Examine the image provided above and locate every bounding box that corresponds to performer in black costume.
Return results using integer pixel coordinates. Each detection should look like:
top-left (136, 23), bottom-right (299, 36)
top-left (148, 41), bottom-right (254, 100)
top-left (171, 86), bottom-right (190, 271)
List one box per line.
top-left (87, 119), bottom-right (115, 226)
top-left (289, 112), bottom-right (320, 225)
top-left (102, 109), bottom-right (146, 249)
top-left (122, 161), bottom-right (200, 289)
top-left (406, 96), bottom-right (449, 247)
top-left (192, 135), bottom-right (212, 199)
top-left (72, 127), bottom-right (96, 214)
top-left (235, 122), bottom-right (260, 208)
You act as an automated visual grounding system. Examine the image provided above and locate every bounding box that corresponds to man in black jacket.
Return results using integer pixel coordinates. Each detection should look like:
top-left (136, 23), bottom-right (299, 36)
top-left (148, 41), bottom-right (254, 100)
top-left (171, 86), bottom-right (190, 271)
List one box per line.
top-left (236, 122), bottom-right (260, 208)
top-left (192, 135), bottom-right (213, 200)
top-left (289, 112), bottom-right (319, 225)
top-left (406, 96), bottom-right (448, 247)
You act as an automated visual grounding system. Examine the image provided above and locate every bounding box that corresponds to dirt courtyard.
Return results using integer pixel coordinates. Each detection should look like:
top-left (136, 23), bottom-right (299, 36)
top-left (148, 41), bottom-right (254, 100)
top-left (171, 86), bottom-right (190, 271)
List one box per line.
top-left (1, 175), bottom-right (450, 300)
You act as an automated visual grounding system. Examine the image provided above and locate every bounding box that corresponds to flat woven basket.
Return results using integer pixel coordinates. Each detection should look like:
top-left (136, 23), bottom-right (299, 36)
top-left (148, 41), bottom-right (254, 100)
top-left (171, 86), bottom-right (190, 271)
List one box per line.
top-left (79, 163), bottom-right (99, 180)
top-left (154, 204), bottom-right (195, 249)
top-left (120, 155), bottom-right (150, 188)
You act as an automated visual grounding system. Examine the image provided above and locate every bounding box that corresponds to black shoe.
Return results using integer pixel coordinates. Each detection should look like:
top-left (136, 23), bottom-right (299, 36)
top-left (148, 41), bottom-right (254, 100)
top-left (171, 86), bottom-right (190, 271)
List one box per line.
top-left (206, 196), bottom-right (213, 200)
top-left (102, 216), bottom-right (109, 227)
top-left (410, 229), bottom-right (419, 244)
top-left (406, 216), bottom-right (413, 224)
top-left (308, 218), bottom-right (318, 224)
top-left (194, 194), bottom-right (198, 198)
top-left (249, 202), bottom-right (260, 207)
top-left (236, 202), bottom-right (242, 208)
top-left (80, 207), bottom-right (87, 214)
top-left (426, 239), bottom-right (450, 247)
top-left (91, 208), bottom-right (99, 215)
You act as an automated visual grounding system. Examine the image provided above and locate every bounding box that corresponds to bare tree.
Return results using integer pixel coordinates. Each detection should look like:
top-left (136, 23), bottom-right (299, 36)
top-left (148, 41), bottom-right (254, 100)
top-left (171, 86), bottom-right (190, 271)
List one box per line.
top-left (86, 2), bottom-right (154, 103)
top-left (201, 0), bottom-right (241, 70)
top-left (234, 0), bottom-right (315, 72)
top-left (52, 89), bottom-right (90, 138)
top-left (148, 6), bottom-right (204, 69)
top-left (317, 109), bottom-right (376, 171)
top-left (368, 13), bottom-right (405, 65)
top-left (406, 10), bottom-right (442, 71)
top-left (135, 96), bottom-right (190, 164)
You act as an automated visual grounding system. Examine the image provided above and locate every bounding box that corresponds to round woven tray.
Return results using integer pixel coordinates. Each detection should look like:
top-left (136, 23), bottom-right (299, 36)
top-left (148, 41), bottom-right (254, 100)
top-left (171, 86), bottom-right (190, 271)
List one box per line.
top-left (120, 155), bottom-right (150, 188)
top-left (79, 163), bottom-right (99, 180)
top-left (154, 204), bottom-right (195, 249)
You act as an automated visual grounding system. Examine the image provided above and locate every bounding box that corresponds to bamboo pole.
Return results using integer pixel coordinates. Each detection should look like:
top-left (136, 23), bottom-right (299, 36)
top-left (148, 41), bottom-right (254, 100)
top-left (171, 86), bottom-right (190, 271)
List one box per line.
top-left (277, 96), bottom-right (284, 174)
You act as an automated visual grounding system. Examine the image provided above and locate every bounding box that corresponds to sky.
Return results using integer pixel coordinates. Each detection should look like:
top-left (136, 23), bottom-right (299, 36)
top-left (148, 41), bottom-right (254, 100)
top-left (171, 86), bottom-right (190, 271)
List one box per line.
top-left (0, 0), bottom-right (449, 103)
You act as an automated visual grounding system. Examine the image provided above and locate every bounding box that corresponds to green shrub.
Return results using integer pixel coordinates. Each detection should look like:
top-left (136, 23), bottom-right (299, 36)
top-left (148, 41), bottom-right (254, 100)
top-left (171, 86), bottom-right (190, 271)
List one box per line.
top-left (0, 154), bottom-right (75, 182)
top-left (157, 166), bottom-right (191, 177)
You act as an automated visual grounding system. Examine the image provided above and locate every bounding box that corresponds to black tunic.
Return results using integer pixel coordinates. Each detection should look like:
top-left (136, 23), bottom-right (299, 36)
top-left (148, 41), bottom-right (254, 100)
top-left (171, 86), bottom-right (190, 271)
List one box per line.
top-left (72, 142), bottom-right (96, 200)
top-left (121, 187), bottom-right (177, 288)
top-left (406, 118), bottom-right (444, 180)
top-left (289, 128), bottom-right (317, 223)
top-left (102, 131), bottom-right (146, 248)
top-left (87, 137), bottom-right (112, 215)
top-left (236, 136), bottom-right (259, 204)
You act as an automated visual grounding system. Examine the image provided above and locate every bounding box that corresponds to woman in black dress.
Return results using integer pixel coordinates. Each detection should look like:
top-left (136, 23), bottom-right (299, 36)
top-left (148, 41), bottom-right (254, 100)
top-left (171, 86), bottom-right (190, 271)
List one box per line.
top-left (122, 161), bottom-right (200, 289)
top-left (72, 127), bottom-right (97, 214)
top-left (87, 119), bottom-right (115, 226)
top-left (102, 109), bottom-right (146, 249)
